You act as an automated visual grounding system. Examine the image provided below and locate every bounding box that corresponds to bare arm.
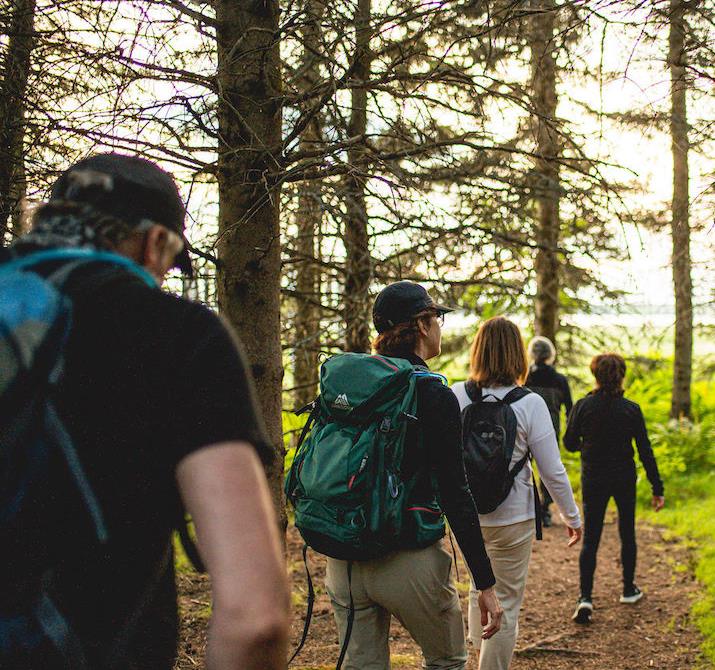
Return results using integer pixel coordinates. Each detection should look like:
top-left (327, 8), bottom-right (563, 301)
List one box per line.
top-left (176, 442), bottom-right (289, 670)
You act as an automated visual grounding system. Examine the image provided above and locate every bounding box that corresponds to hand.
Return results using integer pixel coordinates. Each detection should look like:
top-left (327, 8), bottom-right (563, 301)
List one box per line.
top-left (567, 525), bottom-right (582, 547)
top-left (478, 586), bottom-right (504, 639)
top-left (652, 495), bottom-right (665, 512)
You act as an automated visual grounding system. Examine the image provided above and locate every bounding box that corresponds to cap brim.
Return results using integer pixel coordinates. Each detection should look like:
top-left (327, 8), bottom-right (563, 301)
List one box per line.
top-left (173, 241), bottom-right (194, 278)
top-left (432, 302), bottom-right (455, 315)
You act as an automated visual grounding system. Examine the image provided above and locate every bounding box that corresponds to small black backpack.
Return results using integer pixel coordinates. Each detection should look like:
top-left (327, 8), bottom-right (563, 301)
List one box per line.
top-left (461, 381), bottom-right (542, 537)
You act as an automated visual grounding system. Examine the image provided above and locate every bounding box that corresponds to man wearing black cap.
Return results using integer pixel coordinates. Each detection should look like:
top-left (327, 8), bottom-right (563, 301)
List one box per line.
top-left (1, 154), bottom-right (288, 669)
top-left (324, 281), bottom-right (502, 669)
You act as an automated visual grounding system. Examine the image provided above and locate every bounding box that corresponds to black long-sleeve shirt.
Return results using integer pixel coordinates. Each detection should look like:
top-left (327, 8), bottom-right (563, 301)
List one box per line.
top-left (401, 354), bottom-right (496, 590)
top-left (564, 391), bottom-right (664, 496)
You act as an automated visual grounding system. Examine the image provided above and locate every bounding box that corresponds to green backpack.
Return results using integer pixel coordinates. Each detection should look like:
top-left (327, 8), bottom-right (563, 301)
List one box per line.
top-left (285, 352), bottom-right (447, 561)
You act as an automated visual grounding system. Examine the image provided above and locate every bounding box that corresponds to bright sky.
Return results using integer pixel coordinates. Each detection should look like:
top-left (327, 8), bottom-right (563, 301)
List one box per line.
top-left (25, 2), bottom-right (713, 324)
top-left (560, 7), bottom-right (714, 318)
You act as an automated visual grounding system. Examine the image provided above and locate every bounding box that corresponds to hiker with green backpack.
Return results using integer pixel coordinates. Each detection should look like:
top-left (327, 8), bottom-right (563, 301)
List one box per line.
top-left (451, 317), bottom-right (582, 670)
top-left (286, 281), bottom-right (502, 670)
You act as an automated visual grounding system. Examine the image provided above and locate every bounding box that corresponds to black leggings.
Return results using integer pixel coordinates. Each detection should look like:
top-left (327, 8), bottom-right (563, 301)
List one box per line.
top-left (579, 466), bottom-right (637, 599)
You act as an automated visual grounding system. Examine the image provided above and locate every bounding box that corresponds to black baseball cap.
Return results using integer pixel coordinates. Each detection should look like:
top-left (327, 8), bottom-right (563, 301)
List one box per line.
top-left (372, 281), bottom-right (455, 333)
top-left (49, 153), bottom-right (193, 276)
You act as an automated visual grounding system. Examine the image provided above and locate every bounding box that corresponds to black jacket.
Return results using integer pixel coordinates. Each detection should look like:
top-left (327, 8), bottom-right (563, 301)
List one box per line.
top-left (564, 391), bottom-right (664, 496)
top-left (525, 363), bottom-right (572, 436)
top-left (402, 354), bottom-right (496, 590)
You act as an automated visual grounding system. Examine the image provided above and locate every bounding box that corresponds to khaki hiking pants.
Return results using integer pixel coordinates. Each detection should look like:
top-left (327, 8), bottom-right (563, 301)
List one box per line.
top-left (325, 541), bottom-right (468, 670)
top-left (468, 520), bottom-right (535, 670)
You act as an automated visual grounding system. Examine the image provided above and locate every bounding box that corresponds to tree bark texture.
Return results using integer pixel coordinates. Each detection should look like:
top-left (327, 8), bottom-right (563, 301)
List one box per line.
top-left (0, 0), bottom-right (36, 243)
top-left (293, 0), bottom-right (323, 407)
top-left (215, 0), bottom-right (285, 515)
top-left (669, 0), bottom-right (693, 420)
top-left (529, 0), bottom-right (560, 343)
top-left (343, 0), bottom-right (373, 353)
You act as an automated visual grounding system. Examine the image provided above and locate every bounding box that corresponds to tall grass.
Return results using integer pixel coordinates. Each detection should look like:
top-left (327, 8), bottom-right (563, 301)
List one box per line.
top-left (625, 361), bottom-right (715, 665)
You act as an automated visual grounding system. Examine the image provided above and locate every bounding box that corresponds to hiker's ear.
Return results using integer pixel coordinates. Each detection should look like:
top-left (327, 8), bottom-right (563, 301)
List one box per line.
top-left (141, 224), bottom-right (179, 281)
top-left (416, 316), bottom-right (431, 337)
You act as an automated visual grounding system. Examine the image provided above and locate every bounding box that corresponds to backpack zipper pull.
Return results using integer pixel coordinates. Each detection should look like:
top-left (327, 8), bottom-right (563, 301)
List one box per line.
top-left (358, 455), bottom-right (368, 473)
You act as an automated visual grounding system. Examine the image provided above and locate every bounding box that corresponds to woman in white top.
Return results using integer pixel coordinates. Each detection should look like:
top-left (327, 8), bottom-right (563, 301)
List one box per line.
top-left (451, 317), bottom-right (582, 670)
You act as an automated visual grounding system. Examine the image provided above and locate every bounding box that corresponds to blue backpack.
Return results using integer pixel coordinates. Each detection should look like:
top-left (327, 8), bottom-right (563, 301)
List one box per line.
top-left (0, 249), bottom-right (158, 668)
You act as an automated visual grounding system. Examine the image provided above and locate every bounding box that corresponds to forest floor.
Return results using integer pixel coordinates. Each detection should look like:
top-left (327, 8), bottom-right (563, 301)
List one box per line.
top-left (174, 514), bottom-right (707, 670)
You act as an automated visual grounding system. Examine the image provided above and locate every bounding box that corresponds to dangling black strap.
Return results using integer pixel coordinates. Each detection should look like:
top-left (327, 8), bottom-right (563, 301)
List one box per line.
top-left (510, 451), bottom-right (542, 541)
top-left (288, 544), bottom-right (315, 666)
top-left (335, 561), bottom-right (354, 670)
top-left (530, 455), bottom-right (543, 541)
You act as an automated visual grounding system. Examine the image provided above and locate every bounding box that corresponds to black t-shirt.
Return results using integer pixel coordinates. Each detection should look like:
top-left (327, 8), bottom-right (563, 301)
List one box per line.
top-left (37, 267), bottom-right (273, 669)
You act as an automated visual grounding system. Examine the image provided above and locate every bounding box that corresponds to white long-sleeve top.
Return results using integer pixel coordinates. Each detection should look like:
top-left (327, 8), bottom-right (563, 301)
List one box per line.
top-left (451, 382), bottom-right (581, 529)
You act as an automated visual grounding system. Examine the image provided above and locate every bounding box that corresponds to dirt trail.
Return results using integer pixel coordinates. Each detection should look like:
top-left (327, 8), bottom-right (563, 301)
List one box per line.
top-left (175, 516), bottom-right (706, 670)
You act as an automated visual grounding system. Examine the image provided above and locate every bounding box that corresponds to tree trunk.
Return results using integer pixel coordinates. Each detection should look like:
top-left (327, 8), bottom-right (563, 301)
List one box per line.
top-left (215, 0), bottom-right (285, 517)
top-left (343, 0), bottom-right (372, 353)
top-left (0, 0), bottom-right (36, 243)
top-left (9, 157), bottom-right (27, 236)
top-left (293, 0), bottom-right (323, 408)
top-left (669, 0), bottom-right (693, 420)
top-left (529, 0), bottom-right (560, 343)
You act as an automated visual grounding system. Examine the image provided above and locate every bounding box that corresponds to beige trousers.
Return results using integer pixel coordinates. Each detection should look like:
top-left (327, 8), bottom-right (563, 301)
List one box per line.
top-left (468, 520), bottom-right (535, 670)
top-left (325, 541), bottom-right (467, 670)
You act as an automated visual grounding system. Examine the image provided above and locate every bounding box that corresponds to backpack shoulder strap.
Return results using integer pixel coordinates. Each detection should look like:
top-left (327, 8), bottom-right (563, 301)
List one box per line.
top-left (5, 249), bottom-right (157, 287)
top-left (502, 386), bottom-right (531, 405)
top-left (464, 379), bottom-right (481, 402)
top-left (412, 366), bottom-right (447, 386)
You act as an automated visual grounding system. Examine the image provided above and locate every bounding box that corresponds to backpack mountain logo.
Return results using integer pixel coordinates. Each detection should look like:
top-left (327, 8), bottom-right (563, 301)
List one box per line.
top-left (331, 393), bottom-right (352, 410)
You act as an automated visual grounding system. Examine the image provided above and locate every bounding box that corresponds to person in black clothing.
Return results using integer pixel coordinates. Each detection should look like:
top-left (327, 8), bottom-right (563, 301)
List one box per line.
top-left (525, 336), bottom-right (573, 527)
top-left (325, 281), bottom-right (503, 669)
top-left (564, 352), bottom-right (665, 624)
top-left (1, 154), bottom-right (289, 669)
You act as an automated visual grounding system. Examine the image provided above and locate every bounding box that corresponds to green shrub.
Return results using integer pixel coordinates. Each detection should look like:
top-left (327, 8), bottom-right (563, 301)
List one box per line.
top-left (638, 418), bottom-right (715, 500)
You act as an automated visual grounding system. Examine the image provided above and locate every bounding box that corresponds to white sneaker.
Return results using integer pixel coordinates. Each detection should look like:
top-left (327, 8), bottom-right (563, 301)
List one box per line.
top-left (620, 586), bottom-right (643, 604)
top-left (572, 598), bottom-right (593, 624)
